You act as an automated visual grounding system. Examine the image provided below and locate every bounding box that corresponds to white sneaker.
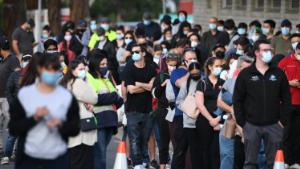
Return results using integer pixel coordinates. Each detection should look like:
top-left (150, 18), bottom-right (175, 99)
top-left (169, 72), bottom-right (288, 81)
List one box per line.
top-left (290, 163), bottom-right (300, 169)
top-left (134, 165), bottom-right (145, 169)
top-left (1, 157), bottom-right (9, 165)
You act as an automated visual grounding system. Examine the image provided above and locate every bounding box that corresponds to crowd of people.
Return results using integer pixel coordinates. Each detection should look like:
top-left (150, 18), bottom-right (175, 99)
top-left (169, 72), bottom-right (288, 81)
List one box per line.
top-left (0, 10), bottom-right (300, 169)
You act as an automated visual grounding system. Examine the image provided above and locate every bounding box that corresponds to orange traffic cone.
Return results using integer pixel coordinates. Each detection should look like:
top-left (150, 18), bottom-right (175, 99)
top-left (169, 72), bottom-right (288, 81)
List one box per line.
top-left (273, 149), bottom-right (285, 169)
top-left (113, 141), bottom-right (128, 169)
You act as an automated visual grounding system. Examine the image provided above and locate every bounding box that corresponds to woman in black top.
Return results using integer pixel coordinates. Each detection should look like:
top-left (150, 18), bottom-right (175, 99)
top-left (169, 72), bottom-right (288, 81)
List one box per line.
top-left (195, 57), bottom-right (224, 169)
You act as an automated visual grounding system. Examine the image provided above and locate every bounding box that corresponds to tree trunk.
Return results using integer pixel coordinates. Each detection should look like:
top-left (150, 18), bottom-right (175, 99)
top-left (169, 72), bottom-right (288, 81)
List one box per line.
top-left (3, 0), bottom-right (26, 41)
top-left (70, 0), bottom-right (90, 23)
top-left (47, 0), bottom-right (61, 36)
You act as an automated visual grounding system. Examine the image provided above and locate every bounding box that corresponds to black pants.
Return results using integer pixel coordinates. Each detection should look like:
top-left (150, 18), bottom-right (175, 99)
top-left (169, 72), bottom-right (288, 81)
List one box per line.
top-left (157, 108), bottom-right (171, 164)
top-left (171, 116), bottom-right (189, 169)
top-left (284, 105), bottom-right (300, 165)
top-left (69, 144), bottom-right (94, 169)
top-left (196, 115), bottom-right (220, 169)
top-left (185, 128), bottom-right (200, 169)
top-left (234, 135), bottom-right (245, 169)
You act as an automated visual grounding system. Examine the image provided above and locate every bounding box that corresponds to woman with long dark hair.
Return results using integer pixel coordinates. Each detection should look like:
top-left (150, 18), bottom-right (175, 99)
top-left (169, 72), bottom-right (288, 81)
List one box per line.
top-left (58, 30), bottom-right (83, 63)
top-left (87, 49), bottom-right (123, 169)
top-left (61, 59), bottom-right (98, 169)
top-left (9, 52), bottom-right (80, 169)
top-left (195, 57), bottom-right (225, 169)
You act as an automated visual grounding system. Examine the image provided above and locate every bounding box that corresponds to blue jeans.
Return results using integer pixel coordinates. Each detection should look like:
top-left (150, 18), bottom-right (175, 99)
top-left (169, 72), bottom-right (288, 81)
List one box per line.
top-left (126, 112), bottom-right (151, 166)
top-left (4, 134), bottom-right (16, 157)
top-left (94, 128), bottom-right (113, 169)
top-left (258, 141), bottom-right (268, 169)
top-left (143, 112), bottom-right (160, 163)
top-left (219, 133), bottom-right (234, 169)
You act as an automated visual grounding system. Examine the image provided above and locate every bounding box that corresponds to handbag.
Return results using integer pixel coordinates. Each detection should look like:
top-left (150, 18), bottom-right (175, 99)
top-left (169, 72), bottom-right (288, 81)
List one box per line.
top-left (180, 80), bottom-right (206, 119)
top-left (80, 115), bottom-right (98, 131)
top-left (180, 94), bottom-right (200, 119)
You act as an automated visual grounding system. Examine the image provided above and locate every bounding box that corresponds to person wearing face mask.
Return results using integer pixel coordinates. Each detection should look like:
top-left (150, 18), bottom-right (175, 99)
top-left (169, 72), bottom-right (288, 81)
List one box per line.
top-left (249, 27), bottom-right (263, 45)
top-left (172, 10), bottom-right (189, 36)
top-left (202, 17), bottom-right (230, 54)
top-left (12, 19), bottom-right (36, 60)
top-left (176, 61), bottom-right (202, 169)
top-left (152, 52), bottom-right (179, 169)
top-left (271, 19), bottom-right (293, 56)
top-left (152, 45), bottom-right (163, 66)
top-left (226, 36), bottom-right (251, 58)
top-left (1, 53), bottom-right (29, 165)
top-left (117, 31), bottom-right (136, 71)
top-left (86, 49), bottom-right (123, 169)
top-left (58, 30), bottom-right (83, 63)
top-left (59, 59), bottom-right (98, 169)
top-left (9, 52), bottom-right (80, 169)
top-left (169, 49), bottom-right (197, 169)
top-left (116, 26), bottom-right (125, 48)
top-left (137, 12), bottom-right (162, 42)
top-left (75, 19), bottom-right (91, 57)
top-left (122, 44), bottom-right (157, 169)
top-left (154, 15), bottom-right (172, 45)
top-left (173, 22), bottom-right (191, 41)
top-left (188, 33), bottom-right (209, 69)
top-left (0, 37), bottom-right (20, 158)
top-left (262, 20), bottom-right (276, 41)
top-left (233, 39), bottom-right (291, 169)
top-left (93, 27), bottom-right (120, 85)
top-left (224, 19), bottom-right (236, 40)
top-left (278, 42), bottom-right (300, 168)
top-left (195, 57), bottom-right (224, 169)
top-left (217, 20), bottom-right (225, 32)
top-left (38, 25), bottom-right (54, 52)
top-left (228, 22), bottom-right (248, 50)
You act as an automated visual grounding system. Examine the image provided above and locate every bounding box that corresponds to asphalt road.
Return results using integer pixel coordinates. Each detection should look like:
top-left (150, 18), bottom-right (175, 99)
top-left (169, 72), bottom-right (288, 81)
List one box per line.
top-left (0, 131), bottom-right (122, 169)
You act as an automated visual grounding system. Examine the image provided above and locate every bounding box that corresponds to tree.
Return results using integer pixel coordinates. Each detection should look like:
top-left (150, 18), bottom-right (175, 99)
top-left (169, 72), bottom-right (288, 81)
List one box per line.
top-left (48, 0), bottom-right (61, 35)
top-left (70, 0), bottom-right (90, 23)
top-left (3, 0), bottom-right (26, 40)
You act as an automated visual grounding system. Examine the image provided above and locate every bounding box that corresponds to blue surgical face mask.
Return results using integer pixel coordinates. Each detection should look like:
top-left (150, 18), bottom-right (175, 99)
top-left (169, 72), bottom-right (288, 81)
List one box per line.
top-left (261, 51), bottom-right (273, 63)
top-left (237, 28), bottom-right (246, 35)
top-left (281, 27), bottom-right (290, 36)
top-left (212, 67), bottom-right (222, 76)
top-left (143, 19), bottom-right (151, 26)
top-left (262, 28), bottom-right (270, 35)
top-left (101, 24), bottom-right (109, 31)
top-left (40, 71), bottom-right (61, 86)
top-left (236, 49), bottom-right (244, 55)
top-left (217, 26), bottom-right (224, 32)
top-left (90, 24), bottom-right (97, 31)
top-left (292, 42), bottom-right (298, 50)
top-left (132, 53), bottom-right (141, 61)
top-left (77, 70), bottom-right (86, 79)
top-left (209, 23), bottom-right (217, 30)
top-left (178, 15), bottom-right (186, 22)
top-left (116, 33), bottom-right (124, 40)
top-left (124, 38), bottom-right (133, 45)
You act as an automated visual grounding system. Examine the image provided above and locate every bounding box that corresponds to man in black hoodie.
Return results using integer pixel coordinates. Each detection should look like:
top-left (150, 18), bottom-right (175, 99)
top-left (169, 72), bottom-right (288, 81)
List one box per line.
top-left (233, 39), bottom-right (291, 169)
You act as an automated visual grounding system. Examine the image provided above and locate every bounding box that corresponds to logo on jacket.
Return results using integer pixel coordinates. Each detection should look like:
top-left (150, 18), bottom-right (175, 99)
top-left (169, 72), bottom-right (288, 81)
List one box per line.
top-left (269, 75), bottom-right (277, 81)
top-left (250, 75), bottom-right (259, 81)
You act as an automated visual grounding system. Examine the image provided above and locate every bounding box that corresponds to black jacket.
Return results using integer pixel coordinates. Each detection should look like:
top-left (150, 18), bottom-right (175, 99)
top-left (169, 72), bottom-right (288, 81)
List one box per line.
top-left (233, 64), bottom-right (291, 127)
top-left (5, 70), bottom-right (21, 105)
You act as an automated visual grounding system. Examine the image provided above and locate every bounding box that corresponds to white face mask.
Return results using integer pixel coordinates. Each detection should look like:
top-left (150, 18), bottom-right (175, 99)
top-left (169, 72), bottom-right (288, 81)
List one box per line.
top-left (296, 54), bottom-right (300, 61)
top-left (99, 36), bottom-right (105, 41)
top-left (64, 35), bottom-right (72, 41)
top-left (153, 55), bottom-right (160, 64)
top-left (21, 61), bottom-right (29, 68)
top-left (61, 61), bottom-right (66, 68)
top-left (261, 51), bottom-right (273, 63)
top-left (292, 42), bottom-right (298, 50)
top-left (251, 34), bottom-right (259, 42)
top-left (191, 41), bottom-right (198, 48)
top-left (167, 65), bottom-right (176, 73)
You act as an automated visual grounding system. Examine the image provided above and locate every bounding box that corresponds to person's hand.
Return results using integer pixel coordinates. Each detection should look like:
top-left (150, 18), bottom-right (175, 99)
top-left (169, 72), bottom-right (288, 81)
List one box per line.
top-left (161, 79), bottom-right (169, 87)
top-left (85, 104), bottom-right (94, 112)
top-left (34, 107), bottom-right (49, 121)
top-left (209, 116), bottom-right (220, 127)
top-left (213, 124), bottom-right (222, 131)
top-left (289, 79), bottom-right (300, 87)
top-left (47, 118), bottom-right (62, 128)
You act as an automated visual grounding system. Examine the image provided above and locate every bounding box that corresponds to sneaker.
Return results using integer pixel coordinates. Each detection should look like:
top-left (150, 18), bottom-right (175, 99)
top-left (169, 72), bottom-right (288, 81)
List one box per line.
top-left (1, 157), bottom-right (9, 165)
top-left (142, 162), bottom-right (149, 168)
top-left (290, 163), bottom-right (300, 169)
top-left (149, 160), bottom-right (159, 169)
top-left (127, 158), bottom-right (132, 167)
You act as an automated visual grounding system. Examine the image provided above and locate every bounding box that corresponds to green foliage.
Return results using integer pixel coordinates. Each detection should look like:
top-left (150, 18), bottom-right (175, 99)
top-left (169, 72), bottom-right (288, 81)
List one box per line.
top-left (90, 0), bottom-right (162, 22)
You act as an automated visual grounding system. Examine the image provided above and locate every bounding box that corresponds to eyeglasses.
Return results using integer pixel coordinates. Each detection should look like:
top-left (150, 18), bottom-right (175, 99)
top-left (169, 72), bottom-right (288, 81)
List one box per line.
top-left (132, 50), bottom-right (141, 54)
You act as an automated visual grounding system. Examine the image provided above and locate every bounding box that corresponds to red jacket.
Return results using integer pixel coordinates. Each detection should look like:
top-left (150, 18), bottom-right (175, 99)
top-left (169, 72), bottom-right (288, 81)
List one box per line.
top-left (278, 53), bottom-right (300, 105)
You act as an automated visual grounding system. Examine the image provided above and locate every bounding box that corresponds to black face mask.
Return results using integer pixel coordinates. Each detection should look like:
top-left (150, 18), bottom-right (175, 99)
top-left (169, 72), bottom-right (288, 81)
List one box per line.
top-left (190, 74), bottom-right (200, 81)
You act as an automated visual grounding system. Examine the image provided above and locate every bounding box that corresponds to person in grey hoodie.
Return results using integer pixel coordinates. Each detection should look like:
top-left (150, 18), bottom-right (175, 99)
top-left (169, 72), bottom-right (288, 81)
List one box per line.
top-left (176, 61), bottom-right (202, 169)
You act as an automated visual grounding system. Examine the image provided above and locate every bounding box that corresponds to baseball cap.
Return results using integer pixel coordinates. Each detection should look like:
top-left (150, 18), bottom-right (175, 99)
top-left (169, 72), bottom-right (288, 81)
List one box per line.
top-left (0, 36), bottom-right (9, 50)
